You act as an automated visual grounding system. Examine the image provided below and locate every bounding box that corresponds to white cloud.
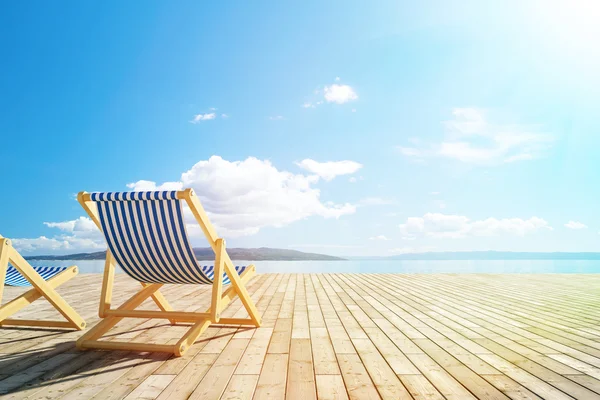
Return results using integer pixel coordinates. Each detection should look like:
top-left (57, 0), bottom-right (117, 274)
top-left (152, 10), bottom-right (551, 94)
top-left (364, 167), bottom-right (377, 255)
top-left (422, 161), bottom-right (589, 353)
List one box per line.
top-left (171, 156), bottom-right (355, 237)
top-left (44, 216), bottom-right (97, 232)
top-left (400, 213), bottom-right (552, 239)
top-left (303, 80), bottom-right (358, 108)
top-left (398, 108), bottom-right (553, 165)
top-left (190, 113), bottom-right (216, 123)
top-left (13, 217), bottom-right (106, 254)
top-left (565, 220), bottom-right (587, 230)
top-left (348, 177), bottom-right (357, 183)
top-left (323, 84), bottom-right (358, 104)
top-left (369, 235), bottom-right (390, 241)
top-left (269, 116), bottom-right (285, 120)
top-left (221, 113), bottom-right (229, 119)
top-left (295, 159), bottom-right (362, 181)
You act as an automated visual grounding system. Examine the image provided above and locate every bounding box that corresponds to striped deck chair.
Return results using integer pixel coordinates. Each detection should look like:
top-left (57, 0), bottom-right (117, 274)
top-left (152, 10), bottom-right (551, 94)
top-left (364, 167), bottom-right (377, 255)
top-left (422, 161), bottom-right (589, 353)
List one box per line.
top-left (0, 235), bottom-right (86, 330)
top-left (76, 189), bottom-right (261, 356)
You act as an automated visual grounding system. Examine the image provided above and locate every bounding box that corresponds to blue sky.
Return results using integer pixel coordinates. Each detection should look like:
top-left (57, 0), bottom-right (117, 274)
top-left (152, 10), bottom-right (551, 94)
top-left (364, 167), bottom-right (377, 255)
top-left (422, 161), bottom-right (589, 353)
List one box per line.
top-left (1, 1), bottom-right (599, 256)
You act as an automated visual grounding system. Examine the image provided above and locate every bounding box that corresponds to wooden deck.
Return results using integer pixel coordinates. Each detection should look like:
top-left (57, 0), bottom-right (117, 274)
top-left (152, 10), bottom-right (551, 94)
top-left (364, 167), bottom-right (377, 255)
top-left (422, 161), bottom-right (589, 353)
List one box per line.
top-left (2, 273), bottom-right (600, 399)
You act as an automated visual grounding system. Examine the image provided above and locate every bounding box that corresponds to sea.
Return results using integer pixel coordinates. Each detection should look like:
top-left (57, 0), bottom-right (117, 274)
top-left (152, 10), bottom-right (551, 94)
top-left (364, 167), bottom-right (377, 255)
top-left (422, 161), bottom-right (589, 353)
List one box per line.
top-left (27, 259), bottom-right (600, 274)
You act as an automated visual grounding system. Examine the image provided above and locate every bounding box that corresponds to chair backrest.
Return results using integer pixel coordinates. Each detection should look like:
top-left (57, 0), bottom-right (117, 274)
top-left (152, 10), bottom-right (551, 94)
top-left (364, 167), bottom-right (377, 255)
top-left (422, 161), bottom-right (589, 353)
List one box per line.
top-left (89, 191), bottom-right (212, 284)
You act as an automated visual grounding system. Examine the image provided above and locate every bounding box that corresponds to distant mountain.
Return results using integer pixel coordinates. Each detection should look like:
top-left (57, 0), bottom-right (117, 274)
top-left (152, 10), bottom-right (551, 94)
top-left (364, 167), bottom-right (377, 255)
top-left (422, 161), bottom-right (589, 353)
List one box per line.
top-left (382, 251), bottom-right (600, 260)
top-left (25, 247), bottom-right (346, 261)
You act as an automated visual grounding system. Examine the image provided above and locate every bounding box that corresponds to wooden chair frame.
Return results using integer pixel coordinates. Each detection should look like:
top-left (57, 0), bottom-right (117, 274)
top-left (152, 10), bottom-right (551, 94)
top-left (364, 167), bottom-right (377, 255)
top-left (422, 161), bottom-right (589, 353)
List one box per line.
top-left (0, 236), bottom-right (86, 330)
top-left (76, 188), bottom-right (261, 356)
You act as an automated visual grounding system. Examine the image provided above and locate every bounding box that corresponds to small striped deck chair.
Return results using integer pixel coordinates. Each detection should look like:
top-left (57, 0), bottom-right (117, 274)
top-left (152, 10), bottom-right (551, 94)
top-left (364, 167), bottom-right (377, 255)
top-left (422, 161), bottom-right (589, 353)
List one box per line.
top-left (76, 189), bottom-right (261, 356)
top-left (0, 235), bottom-right (86, 330)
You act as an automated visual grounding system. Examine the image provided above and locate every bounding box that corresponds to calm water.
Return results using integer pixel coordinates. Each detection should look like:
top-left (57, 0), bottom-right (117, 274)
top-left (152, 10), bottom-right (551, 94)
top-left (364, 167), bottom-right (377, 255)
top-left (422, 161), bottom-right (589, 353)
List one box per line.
top-left (27, 259), bottom-right (600, 274)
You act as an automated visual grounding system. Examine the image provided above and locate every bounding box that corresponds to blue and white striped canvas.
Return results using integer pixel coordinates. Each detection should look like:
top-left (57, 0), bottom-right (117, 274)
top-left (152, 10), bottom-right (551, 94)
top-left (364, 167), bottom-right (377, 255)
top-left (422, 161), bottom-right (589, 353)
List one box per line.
top-left (90, 191), bottom-right (246, 285)
top-left (5, 265), bottom-right (67, 287)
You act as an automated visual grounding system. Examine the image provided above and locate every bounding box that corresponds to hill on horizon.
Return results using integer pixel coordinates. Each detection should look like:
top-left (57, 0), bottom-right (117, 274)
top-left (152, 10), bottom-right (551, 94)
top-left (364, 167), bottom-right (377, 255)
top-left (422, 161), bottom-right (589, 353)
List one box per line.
top-left (25, 247), bottom-right (346, 261)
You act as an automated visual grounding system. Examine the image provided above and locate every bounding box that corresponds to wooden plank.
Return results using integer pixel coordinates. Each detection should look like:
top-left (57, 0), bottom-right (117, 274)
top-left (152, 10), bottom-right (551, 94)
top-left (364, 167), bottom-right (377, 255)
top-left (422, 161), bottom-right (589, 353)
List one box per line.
top-left (336, 354), bottom-right (381, 400)
top-left (316, 375), bottom-right (349, 400)
top-left (236, 328), bottom-right (273, 375)
top-left (286, 339), bottom-right (317, 400)
top-left (220, 374), bottom-right (259, 400)
top-left (399, 375), bottom-right (445, 400)
top-left (123, 375), bottom-right (176, 400)
top-left (188, 339), bottom-right (250, 399)
top-left (267, 318), bottom-right (292, 354)
top-left (253, 353), bottom-right (288, 399)
top-left (85, 352), bottom-right (171, 400)
top-left (155, 353), bottom-right (219, 400)
top-left (350, 338), bottom-right (412, 399)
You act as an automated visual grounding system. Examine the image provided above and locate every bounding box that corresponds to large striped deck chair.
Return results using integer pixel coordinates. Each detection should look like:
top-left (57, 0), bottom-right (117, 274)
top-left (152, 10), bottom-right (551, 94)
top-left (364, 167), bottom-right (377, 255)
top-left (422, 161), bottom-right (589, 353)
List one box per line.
top-left (0, 235), bottom-right (86, 330)
top-left (76, 189), bottom-right (261, 356)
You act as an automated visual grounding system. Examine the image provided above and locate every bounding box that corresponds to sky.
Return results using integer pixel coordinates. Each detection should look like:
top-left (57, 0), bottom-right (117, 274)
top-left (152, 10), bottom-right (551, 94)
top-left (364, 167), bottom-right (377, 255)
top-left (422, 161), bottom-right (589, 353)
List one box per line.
top-left (1, 1), bottom-right (600, 257)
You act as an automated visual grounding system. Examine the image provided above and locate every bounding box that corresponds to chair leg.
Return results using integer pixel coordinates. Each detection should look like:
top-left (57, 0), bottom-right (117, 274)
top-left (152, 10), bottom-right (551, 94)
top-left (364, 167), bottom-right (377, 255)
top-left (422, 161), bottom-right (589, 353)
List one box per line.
top-left (77, 283), bottom-right (163, 346)
top-left (223, 262), bottom-right (261, 327)
top-left (78, 265), bottom-right (259, 356)
top-left (0, 266), bottom-right (79, 322)
top-left (205, 265), bottom-right (259, 326)
top-left (174, 319), bottom-right (212, 356)
top-left (99, 253), bottom-right (176, 325)
top-left (0, 262), bottom-right (85, 330)
top-left (210, 238), bottom-right (226, 323)
top-left (143, 283), bottom-right (177, 325)
top-left (7, 245), bottom-right (85, 330)
top-left (78, 281), bottom-right (208, 356)
top-left (0, 239), bottom-right (8, 306)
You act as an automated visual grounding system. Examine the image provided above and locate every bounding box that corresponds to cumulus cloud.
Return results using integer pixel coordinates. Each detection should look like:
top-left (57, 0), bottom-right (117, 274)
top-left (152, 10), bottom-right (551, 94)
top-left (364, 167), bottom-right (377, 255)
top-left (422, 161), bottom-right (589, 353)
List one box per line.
top-left (44, 216), bottom-right (96, 232)
top-left (295, 159), bottom-right (362, 181)
top-left (398, 108), bottom-right (553, 165)
top-left (565, 221), bottom-right (587, 229)
top-left (149, 156), bottom-right (356, 237)
top-left (323, 84), bottom-right (358, 104)
top-left (13, 217), bottom-right (105, 254)
top-left (269, 116), bottom-right (285, 120)
top-left (399, 213), bottom-right (552, 239)
top-left (302, 79), bottom-right (357, 108)
top-left (369, 235), bottom-right (390, 241)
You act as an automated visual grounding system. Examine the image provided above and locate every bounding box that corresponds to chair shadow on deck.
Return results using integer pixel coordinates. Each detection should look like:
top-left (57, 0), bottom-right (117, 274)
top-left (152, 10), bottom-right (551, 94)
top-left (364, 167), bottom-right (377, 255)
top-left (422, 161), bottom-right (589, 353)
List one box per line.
top-left (0, 324), bottom-right (247, 396)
